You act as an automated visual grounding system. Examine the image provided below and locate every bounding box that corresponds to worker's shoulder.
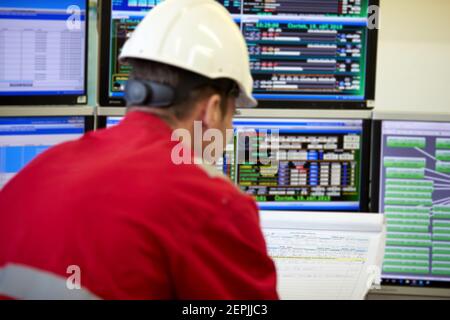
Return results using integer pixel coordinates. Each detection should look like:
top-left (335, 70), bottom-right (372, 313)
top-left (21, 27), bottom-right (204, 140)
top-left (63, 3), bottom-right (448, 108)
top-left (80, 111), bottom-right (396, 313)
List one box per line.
top-left (169, 160), bottom-right (248, 201)
top-left (165, 160), bottom-right (259, 220)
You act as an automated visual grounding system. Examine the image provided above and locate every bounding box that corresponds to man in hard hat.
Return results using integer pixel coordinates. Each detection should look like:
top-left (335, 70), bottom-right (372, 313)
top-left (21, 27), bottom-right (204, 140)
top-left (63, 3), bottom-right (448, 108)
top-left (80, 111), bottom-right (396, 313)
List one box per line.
top-left (0, 0), bottom-right (278, 299)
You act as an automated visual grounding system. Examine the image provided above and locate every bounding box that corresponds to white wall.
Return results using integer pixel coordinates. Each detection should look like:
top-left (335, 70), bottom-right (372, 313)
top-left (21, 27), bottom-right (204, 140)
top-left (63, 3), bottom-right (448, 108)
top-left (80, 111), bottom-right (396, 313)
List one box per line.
top-left (375, 0), bottom-right (450, 112)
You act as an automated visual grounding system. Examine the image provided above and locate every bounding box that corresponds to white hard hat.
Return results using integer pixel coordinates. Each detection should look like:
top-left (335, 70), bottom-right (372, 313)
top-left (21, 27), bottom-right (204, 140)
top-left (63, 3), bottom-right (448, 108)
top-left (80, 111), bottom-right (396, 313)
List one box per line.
top-left (119, 0), bottom-right (257, 108)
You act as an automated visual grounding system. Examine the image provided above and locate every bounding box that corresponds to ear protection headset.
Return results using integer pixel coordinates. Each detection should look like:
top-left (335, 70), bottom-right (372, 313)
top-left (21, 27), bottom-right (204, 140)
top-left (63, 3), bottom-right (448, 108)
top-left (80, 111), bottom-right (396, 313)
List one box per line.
top-left (124, 76), bottom-right (240, 108)
top-left (124, 79), bottom-right (176, 107)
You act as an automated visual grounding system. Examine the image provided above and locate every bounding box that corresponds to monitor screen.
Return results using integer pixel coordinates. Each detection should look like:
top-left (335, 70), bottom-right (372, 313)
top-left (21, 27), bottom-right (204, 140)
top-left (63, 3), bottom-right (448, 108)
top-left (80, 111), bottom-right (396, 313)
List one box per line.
top-left (98, 0), bottom-right (378, 108)
top-left (374, 120), bottom-right (450, 288)
top-left (0, 0), bottom-right (88, 105)
top-left (217, 118), bottom-right (370, 211)
top-left (0, 116), bottom-right (87, 188)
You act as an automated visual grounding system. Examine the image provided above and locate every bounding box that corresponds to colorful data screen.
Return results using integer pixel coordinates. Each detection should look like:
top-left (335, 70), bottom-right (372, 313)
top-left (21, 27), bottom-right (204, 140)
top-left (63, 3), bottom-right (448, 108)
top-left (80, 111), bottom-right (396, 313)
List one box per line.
top-left (105, 0), bottom-right (376, 105)
top-left (0, 117), bottom-right (85, 188)
top-left (216, 118), bottom-right (366, 211)
top-left (0, 0), bottom-right (87, 99)
top-left (379, 120), bottom-right (450, 286)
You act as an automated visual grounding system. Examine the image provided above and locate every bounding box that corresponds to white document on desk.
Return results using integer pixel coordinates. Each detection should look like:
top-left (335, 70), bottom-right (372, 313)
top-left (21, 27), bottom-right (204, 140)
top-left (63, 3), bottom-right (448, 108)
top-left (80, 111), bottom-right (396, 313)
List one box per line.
top-left (260, 211), bottom-right (386, 300)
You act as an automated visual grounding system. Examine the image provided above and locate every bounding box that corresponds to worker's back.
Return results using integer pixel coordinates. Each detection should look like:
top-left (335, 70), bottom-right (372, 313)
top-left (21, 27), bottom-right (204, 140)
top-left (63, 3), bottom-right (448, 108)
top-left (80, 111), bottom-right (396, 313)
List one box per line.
top-left (0, 111), bottom-right (278, 300)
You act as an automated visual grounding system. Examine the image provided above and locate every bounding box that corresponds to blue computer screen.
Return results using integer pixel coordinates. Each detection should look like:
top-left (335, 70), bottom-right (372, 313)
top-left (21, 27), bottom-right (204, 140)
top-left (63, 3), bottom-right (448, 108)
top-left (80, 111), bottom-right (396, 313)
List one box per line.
top-left (0, 116), bottom-right (85, 188)
top-left (0, 0), bottom-right (87, 96)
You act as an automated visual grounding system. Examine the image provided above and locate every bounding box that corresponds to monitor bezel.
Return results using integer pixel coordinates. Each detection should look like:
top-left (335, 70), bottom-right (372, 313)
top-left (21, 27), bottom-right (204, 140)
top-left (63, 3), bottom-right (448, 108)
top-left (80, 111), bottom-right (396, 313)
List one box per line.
top-left (0, 1), bottom-right (89, 106)
top-left (96, 115), bottom-right (107, 129)
top-left (368, 285), bottom-right (450, 298)
top-left (371, 116), bottom-right (450, 290)
top-left (98, 0), bottom-right (125, 107)
top-left (85, 115), bottom-right (95, 132)
top-left (370, 119), bottom-right (382, 213)
top-left (97, 0), bottom-right (379, 109)
top-left (359, 118), bottom-right (372, 212)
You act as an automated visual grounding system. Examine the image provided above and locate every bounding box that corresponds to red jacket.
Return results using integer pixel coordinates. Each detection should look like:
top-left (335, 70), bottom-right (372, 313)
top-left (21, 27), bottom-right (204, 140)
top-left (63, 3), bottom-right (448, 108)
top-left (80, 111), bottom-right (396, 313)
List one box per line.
top-left (0, 111), bottom-right (278, 300)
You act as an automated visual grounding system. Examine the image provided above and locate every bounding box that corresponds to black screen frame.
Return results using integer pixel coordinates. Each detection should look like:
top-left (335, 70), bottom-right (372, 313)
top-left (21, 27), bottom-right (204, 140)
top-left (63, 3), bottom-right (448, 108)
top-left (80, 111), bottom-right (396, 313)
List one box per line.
top-left (96, 115), bottom-right (108, 129)
top-left (97, 0), bottom-right (379, 109)
top-left (85, 115), bottom-right (95, 132)
top-left (359, 118), bottom-right (372, 212)
top-left (0, 1), bottom-right (89, 106)
top-left (98, 0), bottom-right (124, 107)
top-left (370, 118), bottom-right (450, 289)
top-left (370, 119), bottom-right (382, 213)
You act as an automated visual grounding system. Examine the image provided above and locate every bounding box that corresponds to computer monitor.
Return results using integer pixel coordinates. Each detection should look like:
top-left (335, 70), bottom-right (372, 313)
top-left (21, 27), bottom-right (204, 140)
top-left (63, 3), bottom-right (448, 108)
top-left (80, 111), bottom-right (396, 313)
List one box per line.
top-left (0, 116), bottom-right (92, 188)
top-left (371, 114), bottom-right (450, 289)
top-left (0, 0), bottom-right (88, 105)
top-left (98, 0), bottom-right (378, 108)
top-left (216, 117), bottom-right (371, 211)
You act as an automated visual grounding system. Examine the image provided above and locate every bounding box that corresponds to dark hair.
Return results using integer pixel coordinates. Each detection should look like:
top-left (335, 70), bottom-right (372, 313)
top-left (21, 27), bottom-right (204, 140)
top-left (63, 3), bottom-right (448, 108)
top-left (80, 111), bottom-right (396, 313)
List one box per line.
top-left (125, 58), bottom-right (239, 119)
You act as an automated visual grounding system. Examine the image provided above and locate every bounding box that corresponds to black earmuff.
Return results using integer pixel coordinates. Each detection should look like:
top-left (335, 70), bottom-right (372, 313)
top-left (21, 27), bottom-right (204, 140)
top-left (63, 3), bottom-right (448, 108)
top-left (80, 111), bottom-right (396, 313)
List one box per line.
top-left (124, 79), bottom-right (176, 107)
